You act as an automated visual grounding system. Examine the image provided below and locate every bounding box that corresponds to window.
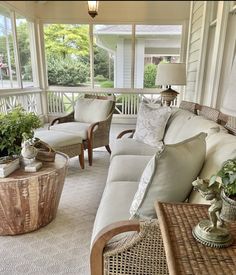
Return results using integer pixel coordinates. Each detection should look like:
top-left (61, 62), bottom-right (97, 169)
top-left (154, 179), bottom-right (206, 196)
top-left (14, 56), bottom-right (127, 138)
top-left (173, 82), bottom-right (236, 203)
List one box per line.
top-left (0, 6), bottom-right (18, 89)
top-left (0, 4), bottom-right (37, 90)
top-left (44, 24), bottom-right (183, 89)
top-left (16, 15), bottom-right (34, 88)
top-left (136, 25), bottom-right (182, 89)
top-left (44, 24), bottom-right (90, 87)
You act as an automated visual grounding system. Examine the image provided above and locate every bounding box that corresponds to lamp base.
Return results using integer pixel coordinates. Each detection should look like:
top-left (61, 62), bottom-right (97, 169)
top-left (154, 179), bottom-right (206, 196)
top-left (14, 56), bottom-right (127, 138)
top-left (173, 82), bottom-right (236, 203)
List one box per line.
top-left (161, 88), bottom-right (179, 106)
top-left (192, 220), bottom-right (233, 248)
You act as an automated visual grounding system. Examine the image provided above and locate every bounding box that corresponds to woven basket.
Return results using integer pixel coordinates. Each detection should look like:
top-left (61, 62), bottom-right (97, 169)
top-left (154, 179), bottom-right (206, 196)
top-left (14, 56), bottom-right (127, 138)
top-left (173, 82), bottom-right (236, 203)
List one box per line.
top-left (220, 190), bottom-right (236, 222)
top-left (34, 140), bottom-right (56, 162)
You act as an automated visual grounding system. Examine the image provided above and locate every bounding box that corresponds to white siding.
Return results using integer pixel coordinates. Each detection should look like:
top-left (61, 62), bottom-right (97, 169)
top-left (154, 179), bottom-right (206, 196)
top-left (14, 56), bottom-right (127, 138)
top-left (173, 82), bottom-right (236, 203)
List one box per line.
top-left (185, 1), bottom-right (205, 101)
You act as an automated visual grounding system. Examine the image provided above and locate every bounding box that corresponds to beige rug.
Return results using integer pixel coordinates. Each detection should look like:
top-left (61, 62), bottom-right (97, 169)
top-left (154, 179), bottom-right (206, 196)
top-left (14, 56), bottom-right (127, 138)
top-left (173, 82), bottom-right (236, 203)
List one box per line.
top-left (0, 151), bottom-right (110, 275)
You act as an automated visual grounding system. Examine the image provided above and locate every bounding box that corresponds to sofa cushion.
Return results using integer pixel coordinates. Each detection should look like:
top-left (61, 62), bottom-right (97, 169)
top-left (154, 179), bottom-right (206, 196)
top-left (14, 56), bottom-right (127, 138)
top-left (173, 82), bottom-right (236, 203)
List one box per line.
top-left (50, 122), bottom-right (90, 139)
top-left (91, 181), bottom-right (139, 244)
top-left (164, 108), bottom-right (196, 144)
top-left (74, 98), bottom-right (113, 123)
top-left (189, 132), bottom-right (236, 203)
top-left (110, 138), bottom-right (163, 159)
top-left (133, 102), bottom-right (171, 147)
top-left (164, 109), bottom-right (227, 144)
top-left (107, 155), bottom-right (152, 183)
top-left (130, 132), bottom-right (207, 219)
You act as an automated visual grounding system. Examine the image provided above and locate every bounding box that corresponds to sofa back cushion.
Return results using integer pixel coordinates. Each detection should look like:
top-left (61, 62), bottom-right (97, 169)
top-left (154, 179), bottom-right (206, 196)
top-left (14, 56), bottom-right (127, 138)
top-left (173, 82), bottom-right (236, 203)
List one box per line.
top-left (164, 109), bottom-right (227, 144)
top-left (74, 98), bottom-right (113, 123)
top-left (133, 102), bottom-right (171, 147)
top-left (130, 132), bottom-right (207, 219)
top-left (189, 132), bottom-right (236, 203)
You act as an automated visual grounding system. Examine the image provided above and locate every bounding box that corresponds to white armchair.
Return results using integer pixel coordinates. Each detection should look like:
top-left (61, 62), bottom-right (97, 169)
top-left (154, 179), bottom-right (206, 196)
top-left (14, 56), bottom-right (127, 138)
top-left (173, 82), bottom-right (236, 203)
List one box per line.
top-left (49, 95), bottom-right (115, 166)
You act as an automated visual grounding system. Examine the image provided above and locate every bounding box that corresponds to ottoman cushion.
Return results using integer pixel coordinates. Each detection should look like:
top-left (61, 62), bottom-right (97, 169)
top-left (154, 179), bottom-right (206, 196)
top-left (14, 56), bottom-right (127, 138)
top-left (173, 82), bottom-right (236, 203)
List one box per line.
top-left (35, 130), bottom-right (83, 149)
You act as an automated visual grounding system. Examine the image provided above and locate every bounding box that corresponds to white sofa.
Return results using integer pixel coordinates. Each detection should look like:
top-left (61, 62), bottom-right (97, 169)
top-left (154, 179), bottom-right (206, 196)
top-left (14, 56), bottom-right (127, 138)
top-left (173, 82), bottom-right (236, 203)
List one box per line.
top-left (90, 101), bottom-right (236, 275)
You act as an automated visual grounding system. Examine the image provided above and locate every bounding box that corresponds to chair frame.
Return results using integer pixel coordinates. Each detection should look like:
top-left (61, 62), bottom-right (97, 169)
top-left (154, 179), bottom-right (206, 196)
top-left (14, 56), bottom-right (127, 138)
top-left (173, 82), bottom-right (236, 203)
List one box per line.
top-left (49, 95), bottom-right (116, 166)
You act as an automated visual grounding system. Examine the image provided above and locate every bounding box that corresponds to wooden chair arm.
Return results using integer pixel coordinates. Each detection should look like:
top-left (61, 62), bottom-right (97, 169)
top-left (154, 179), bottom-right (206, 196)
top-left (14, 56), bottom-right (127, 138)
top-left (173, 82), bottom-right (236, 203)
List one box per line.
top-left (117, 129), bottom-right (135, 139)
top-left (49, 112), bottom-right (75, 128)
top-left (90, 220), bottom-right (140, 275)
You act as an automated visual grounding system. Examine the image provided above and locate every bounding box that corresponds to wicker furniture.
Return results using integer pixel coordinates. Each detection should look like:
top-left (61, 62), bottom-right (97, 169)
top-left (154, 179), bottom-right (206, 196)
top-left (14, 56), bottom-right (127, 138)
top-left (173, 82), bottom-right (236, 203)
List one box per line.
top-left (155, 202), bottom-right (236, 275)
top-left (90, 101), bottom-right (236, 275)
top-left (0, 152), bottom-right (68, 235)
top-left (49, 95), bottom-right (115, 166)
top-left (35, 130), bottom-right (84, 169)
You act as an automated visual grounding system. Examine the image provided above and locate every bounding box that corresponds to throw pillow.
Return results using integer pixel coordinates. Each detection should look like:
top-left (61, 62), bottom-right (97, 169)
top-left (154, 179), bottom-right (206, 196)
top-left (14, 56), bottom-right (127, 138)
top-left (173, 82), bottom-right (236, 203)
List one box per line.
top-left (133, 102), bottom-right (171, 147)
top-left (74, 98), bottom-right (113, 123)
top-left (130, 132), bottom-right (207, 219)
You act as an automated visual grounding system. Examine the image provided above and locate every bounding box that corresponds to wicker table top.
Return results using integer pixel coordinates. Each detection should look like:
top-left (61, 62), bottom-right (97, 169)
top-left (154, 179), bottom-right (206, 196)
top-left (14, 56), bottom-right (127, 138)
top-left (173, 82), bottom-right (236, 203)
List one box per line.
top-left (155, 202), bottom-right (236, 275)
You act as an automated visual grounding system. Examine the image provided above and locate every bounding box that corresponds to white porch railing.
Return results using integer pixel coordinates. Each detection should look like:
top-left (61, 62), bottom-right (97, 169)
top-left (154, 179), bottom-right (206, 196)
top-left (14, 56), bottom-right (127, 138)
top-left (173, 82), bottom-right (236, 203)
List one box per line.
top-left (0, 87), bottom-right (179, 124)
top-left (0, 89), bottom-right (43, 115)
top-left (47, 86), bottom-right (174, 123)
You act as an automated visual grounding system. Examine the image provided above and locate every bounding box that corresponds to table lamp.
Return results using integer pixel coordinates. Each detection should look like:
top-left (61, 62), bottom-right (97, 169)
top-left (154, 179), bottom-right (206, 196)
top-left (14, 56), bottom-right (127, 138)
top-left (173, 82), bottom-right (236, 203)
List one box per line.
top-left (156, 63), bottom-right (186, 106)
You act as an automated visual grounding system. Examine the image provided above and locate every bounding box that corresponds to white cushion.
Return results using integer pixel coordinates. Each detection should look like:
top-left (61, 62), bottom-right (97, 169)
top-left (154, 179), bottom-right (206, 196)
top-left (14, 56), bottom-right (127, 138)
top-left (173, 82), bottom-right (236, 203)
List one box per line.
top-left (164, 110), bottom-right (227, 144)
top-left (91, 181), bottom-right (139, 244)
top-left (35, 130), bottom-right (83, 148)
top-left (110, 138), bottom-right (163, 160)
top-left (50, 122), bottom-right (90, 139)
top-left (74, 98), bottom-right (113, 123)
top-left (130, 132), bottom-right (207, 219)
top-left (164, 108), bottom-right (196, 144)
top-left (107, 155), bottom-right (153, 183)
top-left (189, 132), bottom-right (236, 204)
top-left (133, 102), bottom-right (171, 147)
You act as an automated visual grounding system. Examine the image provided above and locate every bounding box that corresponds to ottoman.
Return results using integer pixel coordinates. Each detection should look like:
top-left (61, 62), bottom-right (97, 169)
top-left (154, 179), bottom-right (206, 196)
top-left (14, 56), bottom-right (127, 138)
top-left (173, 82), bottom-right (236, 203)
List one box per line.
top-left (35, 130), bottom-right (84, 169)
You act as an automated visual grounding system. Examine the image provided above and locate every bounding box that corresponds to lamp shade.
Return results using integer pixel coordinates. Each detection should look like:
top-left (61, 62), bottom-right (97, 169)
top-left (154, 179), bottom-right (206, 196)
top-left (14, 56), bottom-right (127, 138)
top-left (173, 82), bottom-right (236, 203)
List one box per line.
top-left (156, 63), bottom-right (186, 86)
top-left (221, 55), bottom-right (236, 116)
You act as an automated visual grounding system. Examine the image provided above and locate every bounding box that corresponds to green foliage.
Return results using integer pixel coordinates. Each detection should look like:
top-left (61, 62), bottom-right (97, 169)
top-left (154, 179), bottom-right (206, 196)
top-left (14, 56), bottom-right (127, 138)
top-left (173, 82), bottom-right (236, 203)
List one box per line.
top-left (44, 24), bottom-right (90, 59)
top-left (47, 56), bottom-right (89, 86)
top-left (94, 46), bottom-right (113, 80)
top-left (94, 74), bottom-right (107, 82)
top-left (0, 107), bottom-right (42, 156)
top-left (100, 80), bottom-right (114, 88)
top-left (210, 159), bottom-right (236, 198)
top-left (144, 64), bottom-right (157, 88)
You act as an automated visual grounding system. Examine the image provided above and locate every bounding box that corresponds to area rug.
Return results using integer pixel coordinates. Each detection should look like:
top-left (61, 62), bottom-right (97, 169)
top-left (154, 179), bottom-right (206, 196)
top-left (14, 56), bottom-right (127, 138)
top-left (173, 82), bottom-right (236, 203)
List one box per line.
top-left (0, 151), bottom-right (110, 275)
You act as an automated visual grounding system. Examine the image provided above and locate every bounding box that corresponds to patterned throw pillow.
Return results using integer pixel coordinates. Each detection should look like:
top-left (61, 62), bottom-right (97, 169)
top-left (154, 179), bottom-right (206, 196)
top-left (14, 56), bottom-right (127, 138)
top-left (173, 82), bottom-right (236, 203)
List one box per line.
top-left (133, 102), bottom-right (171, 147)
top-left (130, 132), bottom-right (207, 219)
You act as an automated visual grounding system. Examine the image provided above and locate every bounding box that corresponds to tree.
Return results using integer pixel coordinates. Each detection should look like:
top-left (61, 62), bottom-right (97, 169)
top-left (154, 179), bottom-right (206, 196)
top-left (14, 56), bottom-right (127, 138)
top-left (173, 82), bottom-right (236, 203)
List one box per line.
top-left (44, 24), bottom-right (90, 60)
top-left (94, 46), bottom-right (114, 80)
top-left (144, 63), bottom-right (157, 88)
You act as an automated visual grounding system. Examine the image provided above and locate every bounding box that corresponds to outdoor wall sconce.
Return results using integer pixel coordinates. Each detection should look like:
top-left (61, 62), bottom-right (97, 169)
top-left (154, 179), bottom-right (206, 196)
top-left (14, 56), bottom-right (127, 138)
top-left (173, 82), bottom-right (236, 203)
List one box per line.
top-left (88, 1), bottom-right (99, 18)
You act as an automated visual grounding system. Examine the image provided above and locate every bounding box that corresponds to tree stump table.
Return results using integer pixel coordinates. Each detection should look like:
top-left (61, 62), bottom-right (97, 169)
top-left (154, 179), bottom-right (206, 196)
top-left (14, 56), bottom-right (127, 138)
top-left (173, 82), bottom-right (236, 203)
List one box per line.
top-left (0, 152), bottom-right (68, 235)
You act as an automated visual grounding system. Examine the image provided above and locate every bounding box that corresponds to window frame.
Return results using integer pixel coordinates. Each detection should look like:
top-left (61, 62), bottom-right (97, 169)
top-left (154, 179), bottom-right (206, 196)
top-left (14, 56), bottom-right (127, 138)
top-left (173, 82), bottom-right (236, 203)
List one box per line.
top-left (0, 4), bottom-right (39, 91)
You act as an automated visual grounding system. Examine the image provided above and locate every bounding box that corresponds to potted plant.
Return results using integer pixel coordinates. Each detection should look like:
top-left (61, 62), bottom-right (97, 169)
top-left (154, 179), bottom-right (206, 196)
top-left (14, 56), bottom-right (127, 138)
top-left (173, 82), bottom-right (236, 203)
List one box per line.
top-left (210, 159), bottom-right (236, 222)
top-left (0, 106), bottom-right (42, 157)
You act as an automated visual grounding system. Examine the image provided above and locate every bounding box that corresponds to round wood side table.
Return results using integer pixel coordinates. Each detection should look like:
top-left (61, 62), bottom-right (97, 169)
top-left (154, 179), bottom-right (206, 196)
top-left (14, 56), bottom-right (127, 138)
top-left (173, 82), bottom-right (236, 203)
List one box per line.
top-left (0, 152), bottom-right (68, 235)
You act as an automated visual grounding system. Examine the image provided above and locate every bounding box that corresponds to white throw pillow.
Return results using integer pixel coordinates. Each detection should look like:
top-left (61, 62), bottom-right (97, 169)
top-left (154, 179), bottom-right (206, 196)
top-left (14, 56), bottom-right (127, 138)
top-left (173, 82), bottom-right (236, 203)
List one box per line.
top-left (130, 132), bottom-right (207, 219)
top-left (133, 102), bottom-right (171, 147)
top-left (74, 98), bottom-right (113, 123)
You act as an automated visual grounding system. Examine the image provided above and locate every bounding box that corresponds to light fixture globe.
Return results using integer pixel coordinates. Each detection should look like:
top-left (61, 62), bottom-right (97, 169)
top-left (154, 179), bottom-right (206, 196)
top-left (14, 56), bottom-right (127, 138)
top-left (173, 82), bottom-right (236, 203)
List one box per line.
top-left (88, 1), bottom-right (99, 18)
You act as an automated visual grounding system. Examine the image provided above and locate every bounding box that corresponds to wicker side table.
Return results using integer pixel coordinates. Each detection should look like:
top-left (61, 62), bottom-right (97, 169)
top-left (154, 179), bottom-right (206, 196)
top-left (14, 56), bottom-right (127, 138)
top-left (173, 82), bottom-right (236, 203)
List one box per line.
top-left (155, 202), bottom-right (236, 275)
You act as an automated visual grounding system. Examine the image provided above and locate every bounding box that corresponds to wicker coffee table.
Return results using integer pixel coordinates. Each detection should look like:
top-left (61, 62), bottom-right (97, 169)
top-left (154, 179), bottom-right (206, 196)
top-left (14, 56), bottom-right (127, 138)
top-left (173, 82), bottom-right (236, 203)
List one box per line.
top-left (155, 202), bottom-right (236, 275)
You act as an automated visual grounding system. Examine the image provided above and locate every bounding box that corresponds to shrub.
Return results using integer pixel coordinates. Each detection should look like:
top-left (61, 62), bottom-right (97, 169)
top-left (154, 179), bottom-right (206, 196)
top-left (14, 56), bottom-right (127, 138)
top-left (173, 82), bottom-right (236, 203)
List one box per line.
top-left (47, 56), bottom-right (89, 86)
top-left (144, 63), bottom-right (157, 88)
top-left (94, 75), bottom-right (107, 82)
top-left (100, 80), bottom-right (114, 88)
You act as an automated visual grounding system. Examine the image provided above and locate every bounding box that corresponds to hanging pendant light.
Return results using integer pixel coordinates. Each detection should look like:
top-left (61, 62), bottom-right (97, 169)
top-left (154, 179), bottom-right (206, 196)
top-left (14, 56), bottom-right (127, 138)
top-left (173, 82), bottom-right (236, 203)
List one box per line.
top-left (88, 1), bottom-right (99, 18)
